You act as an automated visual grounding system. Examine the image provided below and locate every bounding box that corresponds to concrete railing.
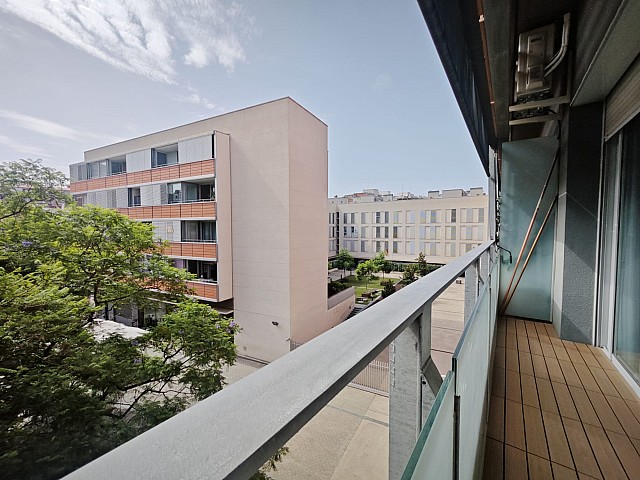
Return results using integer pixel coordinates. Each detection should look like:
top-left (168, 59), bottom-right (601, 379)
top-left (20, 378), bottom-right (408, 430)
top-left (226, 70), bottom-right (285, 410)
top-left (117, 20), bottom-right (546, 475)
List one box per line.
top-left (327, 285), bottom-right (355, 309)
top-left (64, 240), bottom-right (494, 480)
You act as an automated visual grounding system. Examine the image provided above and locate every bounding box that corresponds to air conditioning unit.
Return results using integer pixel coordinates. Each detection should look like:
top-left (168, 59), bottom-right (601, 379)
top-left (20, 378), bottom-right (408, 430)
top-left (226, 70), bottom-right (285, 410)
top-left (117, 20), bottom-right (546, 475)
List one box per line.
top-left (515, 24), bottom-right (555, 103)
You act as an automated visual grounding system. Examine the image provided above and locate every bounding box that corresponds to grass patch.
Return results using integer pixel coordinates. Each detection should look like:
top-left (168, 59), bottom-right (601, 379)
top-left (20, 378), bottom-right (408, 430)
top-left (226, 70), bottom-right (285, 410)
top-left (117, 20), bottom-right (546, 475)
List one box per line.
top-left (340, 275), bottom-right (387, 299)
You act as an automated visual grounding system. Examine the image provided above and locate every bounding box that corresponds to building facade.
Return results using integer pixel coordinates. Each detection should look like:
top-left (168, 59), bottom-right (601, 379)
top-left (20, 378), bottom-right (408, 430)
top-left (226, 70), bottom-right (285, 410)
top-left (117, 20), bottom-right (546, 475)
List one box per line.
top-left (329, 187), bottom-right (488, 264)
top-left (69, 98), bottom-right (333, 362)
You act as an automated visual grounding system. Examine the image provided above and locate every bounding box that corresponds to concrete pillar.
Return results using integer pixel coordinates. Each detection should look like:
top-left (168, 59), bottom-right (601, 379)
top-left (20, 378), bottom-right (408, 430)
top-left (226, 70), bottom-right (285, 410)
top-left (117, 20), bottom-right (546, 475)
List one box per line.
top-left (389, 304), bottom-right (437, 480)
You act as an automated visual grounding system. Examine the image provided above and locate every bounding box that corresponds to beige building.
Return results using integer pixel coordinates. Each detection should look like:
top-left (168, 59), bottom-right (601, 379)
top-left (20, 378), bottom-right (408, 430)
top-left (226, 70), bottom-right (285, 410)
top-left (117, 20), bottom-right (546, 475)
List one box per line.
top-left (329, 187), bottom-right (488, 264)
top-left (69, 98), bottom-right (336, 362)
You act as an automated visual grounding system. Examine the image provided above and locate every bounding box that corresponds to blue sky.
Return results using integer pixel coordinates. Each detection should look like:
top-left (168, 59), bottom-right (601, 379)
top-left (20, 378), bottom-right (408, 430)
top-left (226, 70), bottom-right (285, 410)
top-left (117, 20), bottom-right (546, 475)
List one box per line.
top-left (0, 1), bottom-right (486, 196)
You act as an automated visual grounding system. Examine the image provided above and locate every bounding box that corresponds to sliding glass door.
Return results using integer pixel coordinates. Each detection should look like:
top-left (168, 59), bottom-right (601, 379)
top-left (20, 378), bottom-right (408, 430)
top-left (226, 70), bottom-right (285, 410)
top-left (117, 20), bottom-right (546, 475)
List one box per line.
top-left (613, 114), bottom-right (640, 383)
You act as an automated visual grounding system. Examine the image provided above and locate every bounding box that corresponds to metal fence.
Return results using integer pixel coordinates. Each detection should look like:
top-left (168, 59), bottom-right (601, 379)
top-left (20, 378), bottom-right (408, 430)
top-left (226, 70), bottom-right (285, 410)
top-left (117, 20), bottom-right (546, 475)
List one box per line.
top-left (291, 340), bottom-right (389, 396)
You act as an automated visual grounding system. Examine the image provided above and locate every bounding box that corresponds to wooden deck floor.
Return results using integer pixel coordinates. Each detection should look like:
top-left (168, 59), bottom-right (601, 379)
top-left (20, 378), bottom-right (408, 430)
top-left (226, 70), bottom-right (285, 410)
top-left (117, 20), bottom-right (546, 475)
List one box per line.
top-left (483, 317), bottom-right (640, 479)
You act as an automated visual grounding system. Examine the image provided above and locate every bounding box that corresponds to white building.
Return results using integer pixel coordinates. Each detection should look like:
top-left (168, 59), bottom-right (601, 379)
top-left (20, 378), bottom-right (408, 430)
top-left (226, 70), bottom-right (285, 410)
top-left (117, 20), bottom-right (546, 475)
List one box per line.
top-left (69, 98), bottom-right (345, 362)
top-left (329, 187), bottom-right (488, 264)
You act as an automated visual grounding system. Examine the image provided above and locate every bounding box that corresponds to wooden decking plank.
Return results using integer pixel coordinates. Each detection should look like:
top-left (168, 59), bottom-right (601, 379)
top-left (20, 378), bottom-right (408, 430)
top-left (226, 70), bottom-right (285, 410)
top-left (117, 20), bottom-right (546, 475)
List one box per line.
top-left (585, 389), bottom-right (625, 434)
top-left (604, 368), bottom-right (640, 402)
top-left (588, 346), bottom-right (617, 371)
top-left (552, 342), bottom-right (571, 362)
top-left (523, 404), bottom-right (549, 459)
top-left (562, 417), bottom-right (603, 479)
top-left (534, 322), bottom-right (548, 338)
top-left (544, 323), bottom-right (558, 338)
top-left (492, 366), bottom-right (506, 397)
top-left (483, 437), bottom-right (504, 480)
top-left (568, 386), bottom-right (601, 427)
top-left (506, 368), bottom-right (522, 403)
top-left (516, 319), bottom-right (527, 337)
top-left (521, 374), bottom-right (540, 408)
top-left (566, 346), bottom-right (587, 366)
top-left (552, 381), bottom-right (580, 420)
top-left (624, 399), bottom-right (640, 424)
top-left (589, 367), bottom-right (620, 397)
top-left (505, 444), bottom-right (528, 479)
top-left (495, 346), bottom-right (506, 369)
top-left (540, 340), bottom-right (556, 359)
top-left (582, 423), bottom-right (628, 479)
top-left (577, 474), bottom-right (600, 480)
top-left (551, 462), bottom-right (578, 479)
top-left (542, 410), bottom-right (574, 469)
top-left (537, 378), bottom-right (559, 414)
top-left (606, 395), bottom-right (640, 440)
top-left (506, 333), bottom-right (517, 350)
top-left (505, 399), bottom-right (526, 450)
top-left (506, 317), bottom-right (517, 336)
top-left (605, 429), bottom-right (640, 479)
top-left (517, 334), bottom-right (531, 353)
top-left (630, 437), bottom-right (640, 457)
top-left (575, 344), bottom-right (601, 369)
top-left (525, 321), bottom-right (539, 339)
top-left (527, 453), bottom-right (553, 480)
top-left (544, 357), bottom-right (565, 384)
top-left (506, 348), bottom-right (519, 372)
top-left (487, 395), bottom-right (505, 442)
top-left (532, 354), bottom-right (550, 380)
top-left (519, 351), bottom-right (534, 376)
top-left (563, 340), bottom-right (578, 350)
top-left (574, 363), bottom-right (601, 392)
top-left (528, 337), bottom-right (544, 356)
top-left (558, 360), bottom-right (583, 388)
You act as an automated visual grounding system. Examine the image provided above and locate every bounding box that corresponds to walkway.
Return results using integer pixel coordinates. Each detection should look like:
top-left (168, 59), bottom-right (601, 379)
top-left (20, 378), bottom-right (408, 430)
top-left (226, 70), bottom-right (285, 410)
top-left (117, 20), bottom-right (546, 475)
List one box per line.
top-left (484, 317), bottom-right (640, 479)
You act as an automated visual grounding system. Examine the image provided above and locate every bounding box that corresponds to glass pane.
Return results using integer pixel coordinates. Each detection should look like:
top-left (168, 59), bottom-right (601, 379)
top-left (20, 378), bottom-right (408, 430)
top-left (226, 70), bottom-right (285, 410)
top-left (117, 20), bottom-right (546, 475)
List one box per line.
top-left (614, 114), bottom-right (640, 382)
top-left (597, 135), bottom-right (621, 348)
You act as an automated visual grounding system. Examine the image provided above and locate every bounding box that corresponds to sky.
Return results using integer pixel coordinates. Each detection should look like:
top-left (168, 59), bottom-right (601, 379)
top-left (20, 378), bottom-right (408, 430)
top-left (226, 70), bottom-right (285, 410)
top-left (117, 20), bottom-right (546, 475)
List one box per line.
top-left (0, 0), bottom-right (487, 197)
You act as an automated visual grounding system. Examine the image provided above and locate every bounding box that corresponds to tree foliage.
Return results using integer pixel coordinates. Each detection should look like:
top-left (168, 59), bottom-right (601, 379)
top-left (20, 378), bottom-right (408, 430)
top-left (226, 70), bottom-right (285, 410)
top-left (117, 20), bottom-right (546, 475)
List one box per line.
top-left (335, 248), bottom-right (355, 276)
top-left (402, 264), bottom-right (418, 284)
top-left (380, 279), bottom-right (396, 298)
top-left (0, 160), bottom-right (240, 478)
top-left (355, 259), bottom-right (376, 291)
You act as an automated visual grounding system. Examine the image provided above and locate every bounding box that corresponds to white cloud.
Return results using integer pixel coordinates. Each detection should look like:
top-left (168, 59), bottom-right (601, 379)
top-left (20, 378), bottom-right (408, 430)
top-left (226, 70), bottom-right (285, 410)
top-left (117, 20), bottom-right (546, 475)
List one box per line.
top-left (0, 0), bottom-right (253, 83)
top-left (0, 109), bottom-right (120, 144)
top-left (0, 134), bottom-right (48, 158)
top-left (174, 93), bottom-right (217, 110)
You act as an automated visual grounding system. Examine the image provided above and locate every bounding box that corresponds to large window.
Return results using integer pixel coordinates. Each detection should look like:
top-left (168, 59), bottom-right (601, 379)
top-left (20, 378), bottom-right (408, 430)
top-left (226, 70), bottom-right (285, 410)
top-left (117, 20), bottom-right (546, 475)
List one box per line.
top-left (185, 260), bottom-right (217, 282)
top-left (181, 221), bottom-right (216, 242)
top-left (152, 145), bottom-right (178, 168)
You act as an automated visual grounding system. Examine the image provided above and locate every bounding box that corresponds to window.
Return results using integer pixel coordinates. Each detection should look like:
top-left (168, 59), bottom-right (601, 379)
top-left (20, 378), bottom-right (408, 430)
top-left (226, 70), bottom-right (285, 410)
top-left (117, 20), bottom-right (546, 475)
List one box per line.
top-left (74, 194), bottom-right (86, 206)
top-left (430, 210), bottom-right (439, 223)
top-left (351, 226), bottom-right (358, 238)
top-left (406, 210), bottom-right (415, 223)
top-left (350, 213), bottom-right (356, 224)
top-left (168, 183), bottom-right (182, 204)
top-left (109, 158), bottom-right (126, 175)
top-left (464, 226), bottom-right (473, 240)
top-left (87, 161), bottom-right (106, 179)
top-left (361, 212), bottom-right (369, 224)
top-left (446, 209), bottom-right (457, 223)
top-left (152, 145), bottom-right (178, 168)
top-left (445, 226), bottom-right (457, 240)
top-left (477, 226), bottom-right (484, 240)
top-left (343, 226), bottom-right (348, 237)
top-left (406, 226), bottom-right (415, 239)
top-left (344, 213), bottom-right (348, 224)
top-left (419, 226), bottom-right (427, 240)
top-left (477, 208), bottom-right (485, 223)
top-left (375, 212), bottom-right (382, 224)
top-left (375, 241), bottom-right (388, 253)
top-left (406, 241), bottom-right (415, 255)
top-left (186, 260), bottom-right (217, 282)
top-left (392, 241), bottom-right (401, 254)
top-left (182, 221), bottom-right (216, 242)
top-left (393, 211), bottom-right (401, 223)
top-left (384, 211), bottom-right (389, 223)
top-left (361, 226), bottom-right (368, 238)
top-left (393, 226), bottom-right (401, 239)
top-left (361, 240), bottom-right (368, 252)
top-left (128, 187), bottom-right (141, 207)
top-left (420, 210), bottom-right (428, 224)
top-left (445, 243), bottom-right (456, 257)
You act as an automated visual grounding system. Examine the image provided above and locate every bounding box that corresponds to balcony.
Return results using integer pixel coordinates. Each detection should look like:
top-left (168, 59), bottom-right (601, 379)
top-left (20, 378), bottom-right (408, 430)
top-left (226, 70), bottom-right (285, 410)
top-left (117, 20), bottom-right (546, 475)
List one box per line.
top-left (163, 242), bottom-right (217, 259)
top-left (69, 159), bottom-right (215, 193)
top-left (186, 280), bottom-right (218, 301)
top-left (117, 202), bottom-right (216, 220)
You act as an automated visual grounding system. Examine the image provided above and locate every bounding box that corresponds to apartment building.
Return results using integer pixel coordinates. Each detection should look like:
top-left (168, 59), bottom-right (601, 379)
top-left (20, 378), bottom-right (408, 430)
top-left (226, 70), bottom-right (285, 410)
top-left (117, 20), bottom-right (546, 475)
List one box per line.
top-left (69, 98), bottom-right (332, 362)
top-left (329, 187), bottom-right (488, 264)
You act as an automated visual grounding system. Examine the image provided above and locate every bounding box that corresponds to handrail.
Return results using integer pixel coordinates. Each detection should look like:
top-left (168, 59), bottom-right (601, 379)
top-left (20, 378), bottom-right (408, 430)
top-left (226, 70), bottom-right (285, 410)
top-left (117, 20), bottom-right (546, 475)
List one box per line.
top-left (64, 240), bottom-right (494, 480)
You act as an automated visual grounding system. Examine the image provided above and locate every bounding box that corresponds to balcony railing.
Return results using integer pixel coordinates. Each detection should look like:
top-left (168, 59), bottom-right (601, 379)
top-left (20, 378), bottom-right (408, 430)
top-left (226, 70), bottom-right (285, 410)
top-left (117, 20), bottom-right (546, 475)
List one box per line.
top-left (64, 240), bottom-right (495, 480)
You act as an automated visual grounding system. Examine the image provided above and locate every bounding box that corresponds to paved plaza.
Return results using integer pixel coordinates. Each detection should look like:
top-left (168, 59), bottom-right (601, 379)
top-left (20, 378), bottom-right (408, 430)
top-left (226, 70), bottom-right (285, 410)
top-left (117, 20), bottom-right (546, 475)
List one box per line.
top-left (222, 279), bottom-right (465, 479)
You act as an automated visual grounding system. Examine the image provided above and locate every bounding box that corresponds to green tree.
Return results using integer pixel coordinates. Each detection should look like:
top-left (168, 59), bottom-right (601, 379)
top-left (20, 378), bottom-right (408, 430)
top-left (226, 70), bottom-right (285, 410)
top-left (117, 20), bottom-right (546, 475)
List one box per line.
top-left (380, 279), bottom-right (396, 298)
top-left (0, 159), bottom-right (69, 221)
top-left (372, 251), bottom-right (386, 277)
top-left (0, 160), bottom-right (241, 478)
top-left (415, 252), bottom-right (429, 277)
top-left (335, 248), bottom-right (355, 276)
top-left (402, 263), bottom-right (418, 284)
top-left (356, 259), bottom-right (375, 292)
